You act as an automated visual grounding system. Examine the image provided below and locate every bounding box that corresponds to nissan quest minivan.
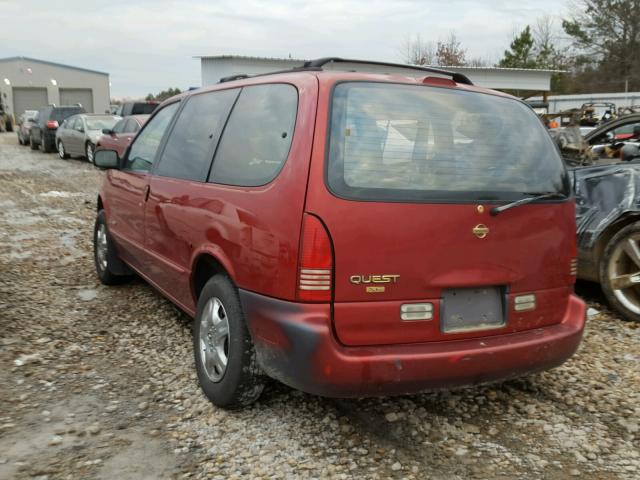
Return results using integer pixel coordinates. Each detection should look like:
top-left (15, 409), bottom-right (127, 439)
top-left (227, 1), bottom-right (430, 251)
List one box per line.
top-left (93, 58), bottom-right (586, 409)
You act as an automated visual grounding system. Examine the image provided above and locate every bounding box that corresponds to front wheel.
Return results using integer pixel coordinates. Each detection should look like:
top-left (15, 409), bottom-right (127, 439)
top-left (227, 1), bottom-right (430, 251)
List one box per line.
top-left (30, 134), bottom-right (38, 150)
top-left (58, 140), bottom-right (69, 159)
top-left (193, 276), bottom-right (265, 409)
top-left (600, 222), bottom-right (640, 322)
top-left (86, 142), bottom-right (95, 163)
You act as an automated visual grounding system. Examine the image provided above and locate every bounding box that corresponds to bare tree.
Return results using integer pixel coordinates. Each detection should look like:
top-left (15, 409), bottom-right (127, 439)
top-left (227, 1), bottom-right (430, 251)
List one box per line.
top-left (400, 34), bottom-right (436, 65)
top-left (435, 32), bottom-right (467, 66)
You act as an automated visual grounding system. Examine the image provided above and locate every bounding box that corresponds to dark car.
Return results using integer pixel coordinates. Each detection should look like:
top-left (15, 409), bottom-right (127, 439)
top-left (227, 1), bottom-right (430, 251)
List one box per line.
top-left (17, 110), bottom-right (38, 145)
top-left (30, 105), bottom-right (86, 153)
top-left (113, 101), bottom-right (158, 117)
top-left (91, 58), bottom-right (585, 409)
top-left (95, 114), bottom-right (149, 158)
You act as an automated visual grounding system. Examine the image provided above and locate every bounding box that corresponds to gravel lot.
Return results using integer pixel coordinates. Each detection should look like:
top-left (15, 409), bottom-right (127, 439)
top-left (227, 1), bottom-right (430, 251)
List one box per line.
top-left (0, 131), bottom-right (638, 479)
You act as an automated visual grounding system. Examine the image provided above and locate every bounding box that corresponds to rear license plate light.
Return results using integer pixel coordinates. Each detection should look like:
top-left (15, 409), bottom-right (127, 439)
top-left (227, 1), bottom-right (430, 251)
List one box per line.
top-left (441, 287), bottom-right (505, 333)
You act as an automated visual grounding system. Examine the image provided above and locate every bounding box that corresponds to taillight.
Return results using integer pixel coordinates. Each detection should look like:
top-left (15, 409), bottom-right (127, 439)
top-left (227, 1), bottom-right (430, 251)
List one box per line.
top-left (297, 214), bottom-right (333, 302)
top-left (46, 120), bottom-right (58, 129)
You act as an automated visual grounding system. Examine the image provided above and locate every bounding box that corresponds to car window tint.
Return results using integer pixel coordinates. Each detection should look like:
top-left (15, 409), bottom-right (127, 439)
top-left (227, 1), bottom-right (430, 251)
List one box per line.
top-left (112, 119), bottom-right (126, 134)
top-left (209, 84), bottom-right (297, 186)
top-left (156, 89), bottom-right (239, 182)
top-left (125, 102), bottom-right (179, 172)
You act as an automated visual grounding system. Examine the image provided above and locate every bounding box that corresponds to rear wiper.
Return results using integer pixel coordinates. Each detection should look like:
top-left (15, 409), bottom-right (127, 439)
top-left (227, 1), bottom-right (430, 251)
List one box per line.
top-left (490, 192), bottom-right (567, 216)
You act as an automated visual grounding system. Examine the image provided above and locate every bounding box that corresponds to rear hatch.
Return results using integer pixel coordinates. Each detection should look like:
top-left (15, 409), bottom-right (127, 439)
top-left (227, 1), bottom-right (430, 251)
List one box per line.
top-left (305, 80), bottom-right (575, 346)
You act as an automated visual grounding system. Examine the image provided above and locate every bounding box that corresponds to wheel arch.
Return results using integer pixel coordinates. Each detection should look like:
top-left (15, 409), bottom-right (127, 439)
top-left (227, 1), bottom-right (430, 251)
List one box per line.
top-left (191, 249), bottom-right (237, 304)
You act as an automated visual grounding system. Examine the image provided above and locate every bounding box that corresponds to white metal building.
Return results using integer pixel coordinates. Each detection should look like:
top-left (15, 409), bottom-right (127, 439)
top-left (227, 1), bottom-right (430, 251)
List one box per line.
top-left (198, 55), bottom-right (558, 93)
top-left (0, 56), bottom-right (110, 118)
top-left (528, 91), bottom-right (640, 113)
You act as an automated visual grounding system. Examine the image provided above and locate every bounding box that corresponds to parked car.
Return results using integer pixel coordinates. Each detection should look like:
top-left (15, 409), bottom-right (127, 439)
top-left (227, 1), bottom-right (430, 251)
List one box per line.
top-left (55, 114), bottom-right (120, 162)
top-left (92, 58), bottom-right (586, 409)
top-left (95, 115), bottom-right (149, 158)
top-left (30, 105), bottom-right (86, 153)
top-left (16, 110), bottom-right (38, 145)
top-left (113, 101), bottom-right (158, 117)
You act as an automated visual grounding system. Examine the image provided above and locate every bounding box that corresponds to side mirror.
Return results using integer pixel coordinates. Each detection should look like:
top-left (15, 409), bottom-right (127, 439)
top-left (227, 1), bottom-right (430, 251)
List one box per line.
top-left (78, 127), bottom-right (85, 133)
top-left (94, 149), bottom-right (120, 170)
top-left (102, 128), bottom-right (113, 135)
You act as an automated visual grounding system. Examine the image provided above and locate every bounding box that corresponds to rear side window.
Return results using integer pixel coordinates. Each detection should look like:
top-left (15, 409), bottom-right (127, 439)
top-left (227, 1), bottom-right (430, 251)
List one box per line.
top-left (125, 102), bottom-right (179, 172)
top-left (156, 89), bottom-right (239, 181)
top-left (209, 84), bottom-right (297, 187)
top-left (327, 82), bottom-right (568, 202)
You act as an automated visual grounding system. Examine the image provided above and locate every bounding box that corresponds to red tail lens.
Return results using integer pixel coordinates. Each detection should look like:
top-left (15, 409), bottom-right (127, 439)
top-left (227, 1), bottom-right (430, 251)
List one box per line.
top-left (46, 120), bottom-right (58, 129)
top-left (297, 214), bottom-right (333, 302)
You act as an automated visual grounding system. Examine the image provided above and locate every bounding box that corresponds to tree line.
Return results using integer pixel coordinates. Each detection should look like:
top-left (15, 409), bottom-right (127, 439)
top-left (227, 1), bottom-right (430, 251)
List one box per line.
top-left (401, 0), bottom-right (640, 94)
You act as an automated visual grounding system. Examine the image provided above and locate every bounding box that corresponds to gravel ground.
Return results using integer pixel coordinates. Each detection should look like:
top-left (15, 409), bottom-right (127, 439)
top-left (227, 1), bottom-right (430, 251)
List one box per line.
top-left (0, 131), bottom-right (638, 479)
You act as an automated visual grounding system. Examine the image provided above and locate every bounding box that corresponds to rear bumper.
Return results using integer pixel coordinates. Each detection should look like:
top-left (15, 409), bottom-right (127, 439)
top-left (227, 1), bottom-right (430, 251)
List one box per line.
top-left (240, 290), bottom-right (586, 398)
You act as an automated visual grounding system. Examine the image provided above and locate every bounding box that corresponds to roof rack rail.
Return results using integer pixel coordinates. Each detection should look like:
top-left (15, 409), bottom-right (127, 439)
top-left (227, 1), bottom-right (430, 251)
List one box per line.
top-left (219, 73), bottom-right (250, 83)
top-left (303, 57), bottom-right (473, 85)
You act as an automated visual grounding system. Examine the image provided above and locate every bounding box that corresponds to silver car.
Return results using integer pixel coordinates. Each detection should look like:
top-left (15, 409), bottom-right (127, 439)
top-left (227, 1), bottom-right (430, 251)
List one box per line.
top-left (56, 114), bottom-right (120, 163)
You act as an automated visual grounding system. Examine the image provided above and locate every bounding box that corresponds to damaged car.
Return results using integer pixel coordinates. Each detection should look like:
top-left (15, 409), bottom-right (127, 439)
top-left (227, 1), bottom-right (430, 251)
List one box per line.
top-left (567, 113), bottom-right (640, 321)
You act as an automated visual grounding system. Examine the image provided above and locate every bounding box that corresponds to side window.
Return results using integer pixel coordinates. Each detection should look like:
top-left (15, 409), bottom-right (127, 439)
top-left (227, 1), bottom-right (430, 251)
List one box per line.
top-left (75, 118), bottom-right (85, 132)
top-left (112, 119), bottom-right (126, 134)
top-left (209, 84), bottom-right (297, 186)
top-left (155, 89), bottom-right (239, 182)
top-left (125, 102), bottom-right (179, 172)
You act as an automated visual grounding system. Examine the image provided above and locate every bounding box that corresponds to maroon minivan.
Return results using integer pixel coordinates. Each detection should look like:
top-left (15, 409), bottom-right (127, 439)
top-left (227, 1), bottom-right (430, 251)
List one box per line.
top-left (93, 58), bottom-right (586, 409)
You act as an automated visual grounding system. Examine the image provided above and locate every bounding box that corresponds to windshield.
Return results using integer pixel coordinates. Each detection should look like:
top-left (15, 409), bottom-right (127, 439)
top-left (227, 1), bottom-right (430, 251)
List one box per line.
top-left (327, 82), bottom-right (569, 202)
top-left (85, 116), bottom-right (119, 131)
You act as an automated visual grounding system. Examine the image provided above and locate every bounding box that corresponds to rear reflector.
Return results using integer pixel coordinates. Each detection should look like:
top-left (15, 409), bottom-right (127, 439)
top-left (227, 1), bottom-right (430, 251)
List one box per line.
top-left (514, 294), bottom-right (536, 312)
top-left (46, 120), bottom-right (59, 129)
top-left (297, 214), bottom-right (333, 302)
top-left (570, 258), bottom-right (577, 276)
top-left (400, 303), bottom-right (433, 321)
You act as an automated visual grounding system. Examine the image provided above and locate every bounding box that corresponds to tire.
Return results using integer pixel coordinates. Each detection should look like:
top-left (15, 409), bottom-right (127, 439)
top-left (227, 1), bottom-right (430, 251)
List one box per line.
top-left (58, 140), bottom-right (69, 159)
top-left (42, 134), bottom-right (53, 153)
top-left (86, 142), bottom-right (95, 163)
top-left (30, 134), bottom-right (38, 150)
top-left (600, 222), bottom-right (640, 322)
top-left (93, 210), bottom-right (132, 285)
top-left (18, 133), bottom-right (23, 145)
top-left (193, 275), bottom-right (265, 409)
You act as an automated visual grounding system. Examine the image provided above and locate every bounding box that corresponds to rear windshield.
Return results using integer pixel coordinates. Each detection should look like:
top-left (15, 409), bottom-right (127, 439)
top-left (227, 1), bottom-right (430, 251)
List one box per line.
top-left (327, 82), bottom-right (568, 202)
top-left (52, 107), bottom-right (85, 122)
top-left (131, 103), bottom-right (158, 115)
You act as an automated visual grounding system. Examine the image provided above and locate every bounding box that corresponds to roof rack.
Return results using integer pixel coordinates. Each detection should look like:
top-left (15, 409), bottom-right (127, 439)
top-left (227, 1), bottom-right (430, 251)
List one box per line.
top-left (303, 57), bottom-right (473, 85)
top-left (217, 57), bottom-right (473, 85)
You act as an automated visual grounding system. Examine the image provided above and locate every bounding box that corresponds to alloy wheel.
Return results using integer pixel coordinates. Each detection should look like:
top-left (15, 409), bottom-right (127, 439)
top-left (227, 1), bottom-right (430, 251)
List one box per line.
top-left (96, 223), bottom-right (108, 272)
top-left (199, 297), bottom-right (230, 383)
top-left (58, 142), bottom-right (65, 159)
top-left (87, 143), bottom-right (94, 163)
top-left (608, 233), bottom-right (640, 316)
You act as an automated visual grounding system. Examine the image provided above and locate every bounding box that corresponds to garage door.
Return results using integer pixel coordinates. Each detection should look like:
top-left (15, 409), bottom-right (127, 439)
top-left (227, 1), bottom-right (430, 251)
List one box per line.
top-left (60, 89), bottom-right (94, 113)
top-left (13, 87), bottom-right (48, 116)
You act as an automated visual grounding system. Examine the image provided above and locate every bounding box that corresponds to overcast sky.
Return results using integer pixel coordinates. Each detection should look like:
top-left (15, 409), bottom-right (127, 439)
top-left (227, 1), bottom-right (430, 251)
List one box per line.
top-left (1, 0), bottom-right (571, 98)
